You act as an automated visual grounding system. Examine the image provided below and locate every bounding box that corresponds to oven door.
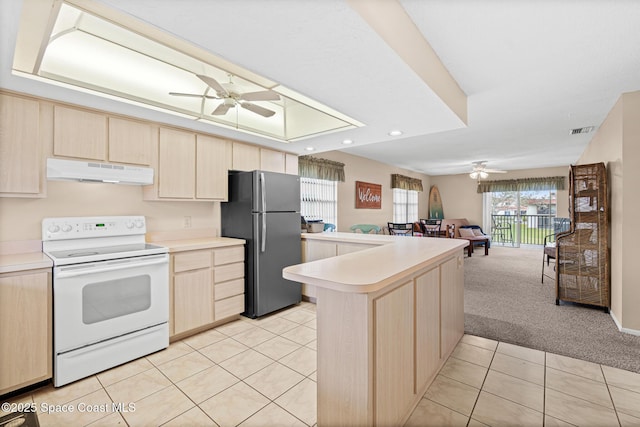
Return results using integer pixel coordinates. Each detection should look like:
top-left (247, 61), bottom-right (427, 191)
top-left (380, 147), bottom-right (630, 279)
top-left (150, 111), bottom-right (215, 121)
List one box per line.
top-left (53, 253), bottom-right (169, 353)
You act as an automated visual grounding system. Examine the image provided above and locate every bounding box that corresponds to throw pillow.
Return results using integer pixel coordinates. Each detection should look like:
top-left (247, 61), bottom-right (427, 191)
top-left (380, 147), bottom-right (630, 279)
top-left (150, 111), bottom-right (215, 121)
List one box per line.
top-left (459, 228), bottom-right (475, 238)
top-left (472, 228), bottom-right (484, 236)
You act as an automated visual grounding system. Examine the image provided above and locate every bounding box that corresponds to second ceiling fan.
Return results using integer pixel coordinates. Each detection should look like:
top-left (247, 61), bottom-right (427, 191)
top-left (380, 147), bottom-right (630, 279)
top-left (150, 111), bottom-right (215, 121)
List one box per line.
top-left (170, 74), bottom-right (281, 117)
top-left (470, 161), bottom-right (506, 179)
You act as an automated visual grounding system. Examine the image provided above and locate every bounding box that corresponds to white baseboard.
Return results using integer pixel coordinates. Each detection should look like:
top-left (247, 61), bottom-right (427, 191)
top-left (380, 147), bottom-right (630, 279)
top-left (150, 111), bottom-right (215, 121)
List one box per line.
top-left (610, 311), bottom-right (640, 336)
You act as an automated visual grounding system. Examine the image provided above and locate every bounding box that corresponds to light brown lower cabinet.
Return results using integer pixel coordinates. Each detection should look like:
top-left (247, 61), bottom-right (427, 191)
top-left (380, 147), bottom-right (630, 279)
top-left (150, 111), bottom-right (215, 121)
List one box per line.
top-left (316, 252), bottom-right (464, 427)
top-left (415, 267), bottom-right (441, 391)
top-left (0, 270), bottom-right (52, 395)
top-left (174, 269), bottom-right (214, 334)
top-left (170, 245), bottom-right (244, 338)
top-left (375, 281), bottom-right (416, 426)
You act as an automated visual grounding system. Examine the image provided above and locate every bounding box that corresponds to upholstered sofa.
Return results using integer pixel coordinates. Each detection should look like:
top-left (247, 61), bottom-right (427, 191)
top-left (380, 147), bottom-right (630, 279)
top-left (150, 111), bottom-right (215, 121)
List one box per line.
top-left (440, 218), bottom-right (491, 252)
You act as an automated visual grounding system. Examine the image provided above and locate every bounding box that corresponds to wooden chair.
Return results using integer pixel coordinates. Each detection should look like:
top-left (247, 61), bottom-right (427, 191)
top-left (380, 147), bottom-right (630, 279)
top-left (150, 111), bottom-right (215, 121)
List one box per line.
top-left (350, 224), bottom-right (381, 234)
top-left (387, 222), bottom-right (414, 236)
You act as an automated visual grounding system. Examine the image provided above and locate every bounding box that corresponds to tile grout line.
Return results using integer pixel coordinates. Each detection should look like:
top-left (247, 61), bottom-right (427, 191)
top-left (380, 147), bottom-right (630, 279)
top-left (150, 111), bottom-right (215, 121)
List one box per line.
top-left (464, 339), bottom-right (497, 426)
top-left (194, 312), bottom-right (317, 426)
top-left (543, 351), bottom-right (546, 427)
top-left (600, 363), bottom-right (623, 427)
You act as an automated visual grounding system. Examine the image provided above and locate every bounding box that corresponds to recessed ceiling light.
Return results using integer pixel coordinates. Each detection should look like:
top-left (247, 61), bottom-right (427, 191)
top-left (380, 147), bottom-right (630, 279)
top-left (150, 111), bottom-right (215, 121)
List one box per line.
top-left (305, 146), bottom-right (315, 151)
top-left (342, 139), bottom-right (353, 145)
top-left (388, 130), bottom-right (403, 136)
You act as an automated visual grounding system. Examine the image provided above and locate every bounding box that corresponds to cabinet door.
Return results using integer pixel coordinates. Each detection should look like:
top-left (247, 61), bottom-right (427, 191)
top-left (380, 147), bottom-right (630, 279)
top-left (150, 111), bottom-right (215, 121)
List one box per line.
top-left (440, 255), bottom-right (464, 357)
top-left (415, 267), bottom-right (441, 392)
top-left (108, 117), bottom-right (153, 165)
top-left (0, 94), bottom-right (42, 195)
top-left (158, 128), bottom-right (196, 198)
top-left (53, 105), bottom-right (107, 160)
top-left (232, 142), bottom-right (260, 171)
top-left (173, 269), bottom-right (213, 335)
top-left (375, 282), bottom-right (415, 426)
top-left (196, 135), bottom-right (229, 200)
top-left (260, 148), bottom-right (285, 173)
top-left (285, 153), bottom-right (298, 175)
top-left (0, 271), bottom-right (51, 394)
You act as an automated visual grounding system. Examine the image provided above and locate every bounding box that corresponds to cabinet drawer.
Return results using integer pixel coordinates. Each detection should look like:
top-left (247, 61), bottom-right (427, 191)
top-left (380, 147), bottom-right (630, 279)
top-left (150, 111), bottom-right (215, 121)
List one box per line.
top-left (214, 246), bottom-right (244, 266)
top-left (215, 262), bottom-right (244, 283)
top-left (215, 279), bottom-right (244, 301)
top-left (215, 294), bottom-right (244, 320)
top-left (173, 250), bottom-right (212, 273)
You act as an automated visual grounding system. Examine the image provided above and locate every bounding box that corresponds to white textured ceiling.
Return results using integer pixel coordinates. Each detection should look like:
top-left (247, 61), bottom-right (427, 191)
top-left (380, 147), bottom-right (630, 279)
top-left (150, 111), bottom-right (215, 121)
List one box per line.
top-left (2, 0), bottom-right (640, 175)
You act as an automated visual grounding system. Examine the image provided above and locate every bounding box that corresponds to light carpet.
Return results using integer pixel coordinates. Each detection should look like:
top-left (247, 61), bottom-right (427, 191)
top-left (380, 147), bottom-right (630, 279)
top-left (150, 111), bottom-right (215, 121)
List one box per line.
top-left (464, 245), bottom-right (640, 373)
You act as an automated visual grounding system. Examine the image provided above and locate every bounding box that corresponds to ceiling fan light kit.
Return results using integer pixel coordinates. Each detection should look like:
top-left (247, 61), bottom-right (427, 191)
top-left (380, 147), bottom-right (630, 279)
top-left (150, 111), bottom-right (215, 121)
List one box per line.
top-left (469, 171), bottom-right (489, 180)
top-left (469, 161), bottom-right (506, 180)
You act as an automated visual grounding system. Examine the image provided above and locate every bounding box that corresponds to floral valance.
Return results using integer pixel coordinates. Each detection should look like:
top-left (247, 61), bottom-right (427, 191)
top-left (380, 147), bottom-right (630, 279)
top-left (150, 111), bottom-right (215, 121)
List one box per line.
top-left (391, 174), bottom-right (424, 192)
top-left (477, 176), bottom-right (566, 193)
top-left (298, 156), bottom-right (345, 182)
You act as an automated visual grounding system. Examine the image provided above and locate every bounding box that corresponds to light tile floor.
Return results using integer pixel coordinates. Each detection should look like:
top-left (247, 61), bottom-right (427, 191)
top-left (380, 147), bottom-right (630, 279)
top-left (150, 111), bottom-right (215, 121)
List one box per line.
top-left (2, 302), bottom-right (640, 426)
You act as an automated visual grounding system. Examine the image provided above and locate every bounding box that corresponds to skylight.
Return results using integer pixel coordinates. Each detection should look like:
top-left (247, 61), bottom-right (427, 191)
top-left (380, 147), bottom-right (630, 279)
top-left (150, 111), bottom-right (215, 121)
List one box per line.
top-left (13, 0), bottom-right (363, 142)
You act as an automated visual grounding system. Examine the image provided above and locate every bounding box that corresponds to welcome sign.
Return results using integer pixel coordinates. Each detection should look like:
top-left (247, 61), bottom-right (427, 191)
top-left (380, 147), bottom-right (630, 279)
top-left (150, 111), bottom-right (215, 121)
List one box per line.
top-left (355, 181), bottom-right (382, 209)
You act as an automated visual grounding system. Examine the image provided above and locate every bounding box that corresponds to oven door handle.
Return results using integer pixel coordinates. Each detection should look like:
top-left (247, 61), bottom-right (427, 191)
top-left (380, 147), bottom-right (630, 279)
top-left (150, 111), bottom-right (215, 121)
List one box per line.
top-left (55, 255), bottom-right (168, 278)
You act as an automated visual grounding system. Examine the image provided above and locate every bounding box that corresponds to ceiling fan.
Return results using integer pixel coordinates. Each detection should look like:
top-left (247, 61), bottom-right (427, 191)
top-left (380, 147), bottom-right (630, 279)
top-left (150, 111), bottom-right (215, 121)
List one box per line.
top-left (469, 161), bottom-right (506, 179)
top-left (169, 74), bottom-right (280, 117)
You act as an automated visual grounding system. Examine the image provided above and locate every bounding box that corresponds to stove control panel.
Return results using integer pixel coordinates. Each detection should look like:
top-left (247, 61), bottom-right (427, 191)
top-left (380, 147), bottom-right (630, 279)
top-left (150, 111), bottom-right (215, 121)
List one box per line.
top-left (42, 216), bottom-right (147, 240)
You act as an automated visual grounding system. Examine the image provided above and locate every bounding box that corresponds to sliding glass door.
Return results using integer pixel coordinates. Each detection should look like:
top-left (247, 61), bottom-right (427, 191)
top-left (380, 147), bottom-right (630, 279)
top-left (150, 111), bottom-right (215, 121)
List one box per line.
top-left (484, 189), bottom-right (563, 247)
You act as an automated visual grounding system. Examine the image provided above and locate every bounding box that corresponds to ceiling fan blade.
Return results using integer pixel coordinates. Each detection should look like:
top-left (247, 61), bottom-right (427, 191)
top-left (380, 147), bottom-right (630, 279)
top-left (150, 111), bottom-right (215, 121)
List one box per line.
top-left (169, 92), bottom-right (219, 99)
top-left (485, 169), bottom-right (507, 173)
top-left (196, 74), bottom-right (228, 97)
top-left (239, 90), bottom-right (280, 101)
top-left (211, 103), bottom-right (233, 115)
top-left (241, 102), bottom-right (276, 117)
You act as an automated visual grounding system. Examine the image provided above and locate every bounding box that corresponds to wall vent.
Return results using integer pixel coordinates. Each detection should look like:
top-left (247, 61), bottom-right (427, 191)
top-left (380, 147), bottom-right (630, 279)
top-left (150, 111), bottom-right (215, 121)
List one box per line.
top-left (569, 126), bottom-right (595, 135)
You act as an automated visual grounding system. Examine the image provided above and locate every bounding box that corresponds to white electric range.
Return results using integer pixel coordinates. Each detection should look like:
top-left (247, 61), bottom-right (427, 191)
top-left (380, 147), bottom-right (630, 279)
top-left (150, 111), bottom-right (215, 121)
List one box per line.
top-left (42, 216), bottom-right (169, 387)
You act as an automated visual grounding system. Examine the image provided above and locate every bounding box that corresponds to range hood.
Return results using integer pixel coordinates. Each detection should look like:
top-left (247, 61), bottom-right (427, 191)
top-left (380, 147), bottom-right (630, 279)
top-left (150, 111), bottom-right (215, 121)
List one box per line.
top-left (47, 158), bottom-right (154, 185)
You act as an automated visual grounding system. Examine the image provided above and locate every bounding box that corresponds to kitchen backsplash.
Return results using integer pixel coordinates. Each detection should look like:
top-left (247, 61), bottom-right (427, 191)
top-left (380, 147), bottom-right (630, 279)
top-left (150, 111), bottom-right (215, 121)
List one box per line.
top-left (0, 181), bottom-right (219, 241)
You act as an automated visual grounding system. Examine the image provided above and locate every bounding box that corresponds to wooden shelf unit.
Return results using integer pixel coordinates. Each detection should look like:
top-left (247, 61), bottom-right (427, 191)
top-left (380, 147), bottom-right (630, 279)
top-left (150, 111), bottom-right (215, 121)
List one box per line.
top-left (556, 163), bottom-right (610, 311)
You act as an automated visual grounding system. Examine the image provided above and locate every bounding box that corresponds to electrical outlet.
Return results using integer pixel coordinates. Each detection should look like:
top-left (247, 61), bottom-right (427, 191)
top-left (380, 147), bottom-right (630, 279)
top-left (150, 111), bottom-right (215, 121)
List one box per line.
top-left (184, 216), bottom-right (192, 228)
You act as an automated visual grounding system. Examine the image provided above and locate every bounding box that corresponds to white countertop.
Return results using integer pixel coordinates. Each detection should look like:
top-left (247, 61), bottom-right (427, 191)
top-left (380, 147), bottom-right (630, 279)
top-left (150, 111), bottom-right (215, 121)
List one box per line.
top-left (149, 236), bottom-right (245, 253)
top-left (301, 231), bottom-right (396, 245)
top-left (285, 233), bottom-right (467, 293)
top-left (0, 251), bottom-right (53, 274)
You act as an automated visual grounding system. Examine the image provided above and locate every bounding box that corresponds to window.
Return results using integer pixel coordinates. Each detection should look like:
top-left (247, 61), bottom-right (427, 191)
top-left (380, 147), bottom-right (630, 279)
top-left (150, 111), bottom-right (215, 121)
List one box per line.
top-left (300, 177), bottom-right (338, 227)
top-left (484, 188), bottom-right (565, 246)
top-left (393, 188), bottom-right (418, 223)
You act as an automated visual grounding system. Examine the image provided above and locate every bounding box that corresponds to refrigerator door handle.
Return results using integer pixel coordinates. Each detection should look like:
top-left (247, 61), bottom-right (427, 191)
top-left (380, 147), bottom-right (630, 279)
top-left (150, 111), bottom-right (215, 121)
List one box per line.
top-left (260, 172), bottom-right (267, 213)
top-left (260, 172), bottom-right (267, 253)
top-left (261, 212), bottom-right (267, 253)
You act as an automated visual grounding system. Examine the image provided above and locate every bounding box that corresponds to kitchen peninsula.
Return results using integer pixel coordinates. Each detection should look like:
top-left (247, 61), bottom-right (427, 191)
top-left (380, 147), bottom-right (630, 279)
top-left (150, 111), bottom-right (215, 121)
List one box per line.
top-left (284, 233), bottom-right (468, 426)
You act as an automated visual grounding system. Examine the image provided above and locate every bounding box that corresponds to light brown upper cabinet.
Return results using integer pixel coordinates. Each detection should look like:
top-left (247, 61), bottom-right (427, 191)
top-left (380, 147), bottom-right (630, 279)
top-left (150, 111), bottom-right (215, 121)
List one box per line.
top-left (260, 148), bottom-right (285, 173)
top-left (0, 93), bottom-right (45, 197)
top-left (146, 127), bottom-right (230, 201)
top-left (232, 142), bottom-right (260, 171)
top-left (53, 105), bottom-right (107, 161)
top-left (196, 134), bottom-right (230, 200)
top-left (158, 127), bottom-right (196, 199)
top-left (108, 117), bottom-right (153, 166)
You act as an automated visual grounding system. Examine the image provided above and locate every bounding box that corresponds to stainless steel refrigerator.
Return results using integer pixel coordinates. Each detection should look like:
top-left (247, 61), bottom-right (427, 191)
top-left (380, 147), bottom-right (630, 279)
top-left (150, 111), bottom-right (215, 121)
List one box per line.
top-left (221, 170), bottom-right (302, 318)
